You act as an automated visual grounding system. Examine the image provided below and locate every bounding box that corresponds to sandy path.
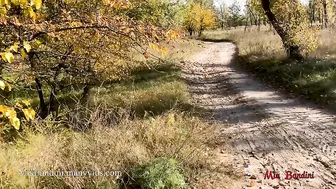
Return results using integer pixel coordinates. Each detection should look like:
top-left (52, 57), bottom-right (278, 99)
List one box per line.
top-left (182, 42), bottom-right (336, 189)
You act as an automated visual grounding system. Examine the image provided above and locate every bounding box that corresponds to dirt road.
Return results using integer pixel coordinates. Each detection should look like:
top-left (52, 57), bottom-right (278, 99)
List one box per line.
top-left (182, 42), bottom-right (336, 189)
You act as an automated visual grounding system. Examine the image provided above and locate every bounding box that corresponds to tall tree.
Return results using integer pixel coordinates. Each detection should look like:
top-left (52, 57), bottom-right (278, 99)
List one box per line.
top-left (217, 2), bottom-right (229, 29)
top-left (0, 0), bottom-right (180, 120)
top-left (259, 0), bottom-right (317, 59)
top-left (182, 2), bottom-right (216, 36)
top-left (228, 0), bottom-right (242, 28)
top-left (308, 0), bottom-right (316, 25)
top-left (322, 0), bottom-right (329, 27)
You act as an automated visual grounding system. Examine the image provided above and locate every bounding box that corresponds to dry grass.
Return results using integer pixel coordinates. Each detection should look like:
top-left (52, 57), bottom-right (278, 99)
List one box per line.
top-left (203, 26), bottom-right (285, 60)
top-left (311, 29), bottom-right (336, 58)
top-left (0, 110), bottom-right (233, 189)
top-left (131, 38), bottom-right (204, 63)
top-left (204, 26), bottom-right (336, 60)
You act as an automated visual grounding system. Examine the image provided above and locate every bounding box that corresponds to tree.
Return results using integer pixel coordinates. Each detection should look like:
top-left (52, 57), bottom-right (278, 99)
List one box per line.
top-left (322, 0), bottom-right (329, 27)
top-left (228, 1), bottom-right (242, 28)
top-left (307, 0), bottom-right (316, 25)
top-left (0, 0), bottom-right (179, 121)
top-left (182, 2), bottom-right (216, 36)
top-left (259, 0), bottom-right (317, 59)
top-left (217, 2), bottom-right (229, 29)
top-left (193, 0), bottom-right (214, 8)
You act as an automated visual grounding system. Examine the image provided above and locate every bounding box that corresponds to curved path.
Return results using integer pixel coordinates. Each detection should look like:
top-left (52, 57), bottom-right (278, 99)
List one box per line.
top-left (182, 42), bottom-right (336, 189)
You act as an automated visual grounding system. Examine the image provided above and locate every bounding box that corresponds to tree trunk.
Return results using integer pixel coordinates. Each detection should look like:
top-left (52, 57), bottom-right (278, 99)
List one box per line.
top-left (80, 85), bottom-right (91, 105)
top-left (35, 77), bottom-right (48, 118)
top-left (257, 18), bottom-right (261, 31)
top-left (188, 28), bottom-right (193, 36)
top-left (250, 13), bottom-right (253, 26)
top-left (323, 0), bottom-right (328, 28)
top-left (199, 24), bottom-right (204, 37)
top-left (28, 52), bottom-right (48, 118)
top-left (48, 86), bottom-right (57, 116)
top-left (244, 18), bottom-right (248, 32)
top-left (261, 0), bottom-right (303, 60)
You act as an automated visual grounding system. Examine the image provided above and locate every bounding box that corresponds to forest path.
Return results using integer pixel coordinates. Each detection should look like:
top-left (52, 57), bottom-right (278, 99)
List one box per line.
top-left (182, 42), bottom-right (336, 189)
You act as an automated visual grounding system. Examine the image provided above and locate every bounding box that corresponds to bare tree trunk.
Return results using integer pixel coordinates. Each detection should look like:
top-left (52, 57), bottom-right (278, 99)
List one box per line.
top-left (244, 18), bottom-right (248, 32)
top-left (35, 77), bottom-right (48, 118)
top-left (250, 12), bottom-right (253, 26)
top-left (257, 17), bottom-right (261, 31)
top-left (28, 52), bottom-right (48, 118)
top-left (188, 27), bottom-right (193, 36)
top-left (323, 0), bottom-right (328, 28)
top-left (261, 0), bottom-right (303, 60)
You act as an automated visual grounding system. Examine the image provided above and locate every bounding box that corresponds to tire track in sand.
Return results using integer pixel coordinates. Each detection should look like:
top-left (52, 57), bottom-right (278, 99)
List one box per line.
top-left (182, 42), bottom-right (336, 189)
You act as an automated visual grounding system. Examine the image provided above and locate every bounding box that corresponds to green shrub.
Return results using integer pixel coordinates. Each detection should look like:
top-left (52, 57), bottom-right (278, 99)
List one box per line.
top-left (130, 158), bottom-right (187, 189)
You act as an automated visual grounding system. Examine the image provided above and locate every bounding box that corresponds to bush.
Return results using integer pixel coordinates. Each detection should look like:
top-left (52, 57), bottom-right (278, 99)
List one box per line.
top-left (129, 158), bottom-right (186, 189)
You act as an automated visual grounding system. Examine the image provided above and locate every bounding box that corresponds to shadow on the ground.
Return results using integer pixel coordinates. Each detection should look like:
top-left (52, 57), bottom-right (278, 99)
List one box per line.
top-left (238, 55), bottom-right (336, 113)
top-left (182, 59), bottom-right (271, 125)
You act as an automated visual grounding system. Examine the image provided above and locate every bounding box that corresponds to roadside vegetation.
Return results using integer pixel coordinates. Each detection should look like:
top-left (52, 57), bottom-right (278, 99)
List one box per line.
top-left (203, 0), bottom-right (336, 110)
top-left (0, 38), bottom-right (238, 188)
top-left (203, 27), bottom-right (336, 110)
top-left (0, 0), bottom-right (240, 188)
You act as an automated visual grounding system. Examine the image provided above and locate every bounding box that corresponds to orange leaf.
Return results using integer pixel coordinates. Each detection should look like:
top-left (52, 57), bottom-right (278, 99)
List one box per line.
top-left (143, 49), bottom-right (150, 59)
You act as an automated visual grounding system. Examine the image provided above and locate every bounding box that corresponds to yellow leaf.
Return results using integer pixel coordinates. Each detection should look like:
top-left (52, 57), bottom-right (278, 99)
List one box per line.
top-left (15, 102), bottom-right (23, 109)
top-left (0, 80), bottom-right (5, 90)
top-left (152, 44), bottom-right (157, 51)
top-left (31, 0), bottom-right (42, 9)
top-left (0, 7), bottom-right (7, 17)
top-left (35, 40), bottom-right (42, 47)
top-left (22, 100), bottom-right (31, 107)
top-left (10, 42), bottom-right (20, 52)
top-left (21, 48), bottom-right (27, 59)
top-left (6, 83), bottom-right (11, 91)
top-left (29, 9), bottom-right (36, 20)
top-left (9, 117), bottom-right (20, 130)
top-left (0, 53), bottom-right (5, 61)
top-left (19, 0), bottom-right (28, 7)
top-left (5, 107), bottom-right (16, 119)
top-left (0, 105), bottom-right (7, 114)
top-left (23, 41), bottom-right (31, 52)
top-left (11, 0), bottom-right (19, 6)
top-left (1, 52), bottom-right (14, 63)
top-left (13, 17), bottom-right (21, 25)
top-left (22, 108), bottom-right (35, 121)
top-left (24, 7), bottom-right (36, 20)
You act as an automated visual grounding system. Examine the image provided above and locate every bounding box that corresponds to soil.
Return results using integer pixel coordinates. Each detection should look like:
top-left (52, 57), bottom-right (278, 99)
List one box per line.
top-left (182, 42), bottom-right (336, 189)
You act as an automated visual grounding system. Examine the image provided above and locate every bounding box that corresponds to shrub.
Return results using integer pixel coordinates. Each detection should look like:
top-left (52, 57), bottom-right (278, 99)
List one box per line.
top-left (129, 157), bottom-right (186, 189)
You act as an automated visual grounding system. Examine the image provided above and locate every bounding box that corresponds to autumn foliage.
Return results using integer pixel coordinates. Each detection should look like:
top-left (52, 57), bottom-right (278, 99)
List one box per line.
top-left (182, 2), bottom-right (217, 36)
top-left (0, 0), bottom-right (182, 128)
